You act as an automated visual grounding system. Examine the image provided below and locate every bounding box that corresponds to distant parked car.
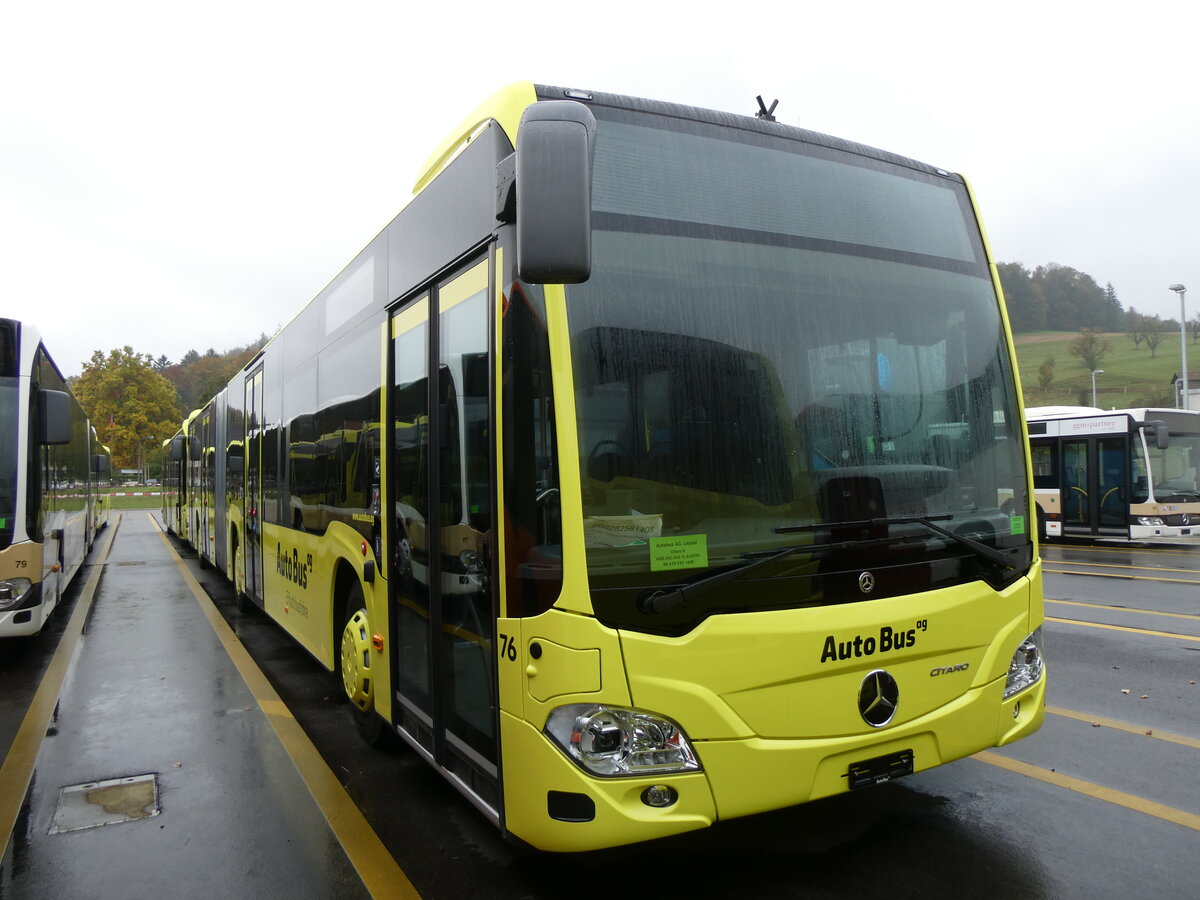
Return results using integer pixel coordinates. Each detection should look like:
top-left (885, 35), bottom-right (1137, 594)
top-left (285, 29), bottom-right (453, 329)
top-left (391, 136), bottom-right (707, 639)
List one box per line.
top-left (145, 479), bottom-right (159, 486)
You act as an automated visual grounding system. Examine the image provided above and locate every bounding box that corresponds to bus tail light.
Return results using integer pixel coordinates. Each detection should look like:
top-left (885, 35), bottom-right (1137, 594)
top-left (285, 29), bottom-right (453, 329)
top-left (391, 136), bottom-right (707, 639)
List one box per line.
top-left (1003, 627), bottom-right (1044, 699)
top-left (545, 704), bottom-right (701, 777)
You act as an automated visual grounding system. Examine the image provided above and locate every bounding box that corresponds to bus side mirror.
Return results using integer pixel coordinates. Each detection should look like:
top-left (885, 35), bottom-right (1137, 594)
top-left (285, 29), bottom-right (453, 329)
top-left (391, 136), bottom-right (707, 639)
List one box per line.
top-left (515, 100), bottom-right (596, 285)
top-left (39, 389), bottom-right (72, 444)
top-left (1154, 423), bottom-right (1169, 449)
top-left (170, 436), bottom-right (185, 461)
top-left (1144, 420), bottom-right (1169, 449)
top-left (92, 454), bottom-right (111, 473)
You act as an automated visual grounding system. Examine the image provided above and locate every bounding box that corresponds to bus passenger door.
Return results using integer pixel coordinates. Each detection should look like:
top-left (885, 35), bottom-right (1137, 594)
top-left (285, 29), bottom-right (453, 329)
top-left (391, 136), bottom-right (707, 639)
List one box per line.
top-left (388, 258), bottom-right (498, 811)
top-left (245, 368), bottom-right (265, 603)
top-left (1097, 436), bottom-right (1127, 530)
top-left (1062, 436), bottom-right (1128, 535)
top-left (199, 413), bottom-right (212, 561)
top-left (434, 260), bottom-right (496, 789)
top-left (389, 295), bottom-right (435, 750)
top-left (1061, 439), bottom-right (1091, 533)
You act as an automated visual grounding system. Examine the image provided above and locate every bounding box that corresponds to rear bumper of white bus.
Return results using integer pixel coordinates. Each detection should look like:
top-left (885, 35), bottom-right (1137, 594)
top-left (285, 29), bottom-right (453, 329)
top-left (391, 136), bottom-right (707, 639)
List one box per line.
top-left (1130, 522), bottom-right (1199, 540)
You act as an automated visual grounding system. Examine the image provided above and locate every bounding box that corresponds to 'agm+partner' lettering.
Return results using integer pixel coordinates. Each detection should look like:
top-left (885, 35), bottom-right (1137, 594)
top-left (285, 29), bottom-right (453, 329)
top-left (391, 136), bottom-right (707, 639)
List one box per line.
top-left (276, 543), bottom-right (312, 589)
top-left (820, 626), bottom-right (917, 663)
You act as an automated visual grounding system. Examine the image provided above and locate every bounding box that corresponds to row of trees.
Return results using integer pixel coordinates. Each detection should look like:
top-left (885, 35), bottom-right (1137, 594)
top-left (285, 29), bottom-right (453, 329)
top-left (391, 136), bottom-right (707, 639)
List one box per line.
top-left (72, 335), bottom-right (269, 471)
top-left (998, 261), bottom-right (1200, 340)
top-left (1125, 306), bottom-right (1200, 356)
top-left (997, 262), bottom-right (1125, 333)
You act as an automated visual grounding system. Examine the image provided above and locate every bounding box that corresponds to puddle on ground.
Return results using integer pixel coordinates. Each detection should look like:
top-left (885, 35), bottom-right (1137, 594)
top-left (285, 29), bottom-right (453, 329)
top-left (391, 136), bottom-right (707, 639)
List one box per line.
top-left (49, 774), bottom-right (160, 834)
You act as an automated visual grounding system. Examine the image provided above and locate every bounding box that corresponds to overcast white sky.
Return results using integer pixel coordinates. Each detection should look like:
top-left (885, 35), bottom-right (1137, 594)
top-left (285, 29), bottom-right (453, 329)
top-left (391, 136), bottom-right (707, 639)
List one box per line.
top-left (4, 1), bottom-right (1197, 377)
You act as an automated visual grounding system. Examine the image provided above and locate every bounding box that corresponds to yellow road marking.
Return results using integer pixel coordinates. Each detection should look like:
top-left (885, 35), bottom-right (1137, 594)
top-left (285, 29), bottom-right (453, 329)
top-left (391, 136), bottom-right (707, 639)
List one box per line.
top-left (0, 515), bottom-right (120, 845)
top-left (972, 751), bottom-right (1200, 831)
top-left (151, 513), bottom-right (420, 900)
top-left (260, 699), bottom-right (294, 719)
top-left (1046, 616), bottom-right (1200, 642)
top-left (1046, 707), bottom-right (1200, 750)
top-left (1047, 598), bottom-right (1200, 622)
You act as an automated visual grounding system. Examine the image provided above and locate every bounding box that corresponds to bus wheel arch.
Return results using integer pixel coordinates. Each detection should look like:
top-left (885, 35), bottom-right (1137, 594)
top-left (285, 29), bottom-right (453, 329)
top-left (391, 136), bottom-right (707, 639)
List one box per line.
top-left (336, 568), bottom-right (388, 746)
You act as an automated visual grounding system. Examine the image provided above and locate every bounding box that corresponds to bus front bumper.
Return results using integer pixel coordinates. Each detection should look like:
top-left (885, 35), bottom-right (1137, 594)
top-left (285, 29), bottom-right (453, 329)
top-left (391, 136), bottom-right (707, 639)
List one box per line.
top-left (500, 673), bottom-right (1044, 852)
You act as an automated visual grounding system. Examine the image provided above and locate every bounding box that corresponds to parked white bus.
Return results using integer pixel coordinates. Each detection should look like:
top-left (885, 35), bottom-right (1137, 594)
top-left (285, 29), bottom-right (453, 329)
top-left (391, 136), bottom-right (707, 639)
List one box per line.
top-left (1026, 406), bottom-right (1200, 541)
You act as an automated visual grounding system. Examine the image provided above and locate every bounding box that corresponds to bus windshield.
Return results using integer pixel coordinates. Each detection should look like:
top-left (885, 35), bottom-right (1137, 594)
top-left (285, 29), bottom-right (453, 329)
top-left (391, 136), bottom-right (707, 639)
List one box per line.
top-left (1145, 430), bottom-right (1200, 502)
top-left (564, 108), bottom-right (1031, 633)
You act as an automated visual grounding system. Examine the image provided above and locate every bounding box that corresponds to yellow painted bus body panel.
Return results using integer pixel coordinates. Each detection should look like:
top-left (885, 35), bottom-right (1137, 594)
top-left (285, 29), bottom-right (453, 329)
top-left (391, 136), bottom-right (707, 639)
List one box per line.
top-left (501, 711), bottom-right (717, 852)
top-left (620, 566), bottom-right (1040, 740)
top-left (503, 565), bottom-right (1042, 849)
top-left (261, 520), bottom-right (381, 674)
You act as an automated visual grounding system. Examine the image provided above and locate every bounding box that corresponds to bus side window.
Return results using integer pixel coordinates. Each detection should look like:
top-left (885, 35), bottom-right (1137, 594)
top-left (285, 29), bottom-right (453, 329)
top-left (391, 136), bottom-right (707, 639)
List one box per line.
top-left (1031, 442), bottom-right (1055, 488)
top-left (503, 283), bottom-right (562, 617)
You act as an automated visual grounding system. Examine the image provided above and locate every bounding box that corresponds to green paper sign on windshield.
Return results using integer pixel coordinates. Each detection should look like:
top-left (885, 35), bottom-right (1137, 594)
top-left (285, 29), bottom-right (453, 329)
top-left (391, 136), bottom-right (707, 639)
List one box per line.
top-left (650, 534), bottom-right (709, 572)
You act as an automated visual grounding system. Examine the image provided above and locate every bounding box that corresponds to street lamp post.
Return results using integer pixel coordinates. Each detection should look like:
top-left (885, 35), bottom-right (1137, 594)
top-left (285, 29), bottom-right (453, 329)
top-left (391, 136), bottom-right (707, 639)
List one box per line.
top-left (138, 435), bottom-right (157, 484)
top-left (1091, 369), bottom-right (1104, 408)
top-left (1169, 284), bottom-right (1188, 410)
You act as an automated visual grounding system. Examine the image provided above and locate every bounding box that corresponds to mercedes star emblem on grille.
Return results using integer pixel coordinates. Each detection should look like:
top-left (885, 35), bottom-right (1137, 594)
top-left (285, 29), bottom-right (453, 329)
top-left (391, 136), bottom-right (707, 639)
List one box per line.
top-left (858, 571), bottom-right (875, 593)
top-left (858, 669), bottom-right (900, 727)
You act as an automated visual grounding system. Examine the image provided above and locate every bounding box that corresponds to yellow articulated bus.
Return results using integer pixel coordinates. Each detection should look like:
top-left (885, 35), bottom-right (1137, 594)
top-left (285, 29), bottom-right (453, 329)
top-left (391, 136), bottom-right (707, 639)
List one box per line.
top-left (169, 83), bottom-right (1045, 851)
top-left (1, 319), bottom-right (109, 637)
top-left (161, 411), bottom-right (200, 544)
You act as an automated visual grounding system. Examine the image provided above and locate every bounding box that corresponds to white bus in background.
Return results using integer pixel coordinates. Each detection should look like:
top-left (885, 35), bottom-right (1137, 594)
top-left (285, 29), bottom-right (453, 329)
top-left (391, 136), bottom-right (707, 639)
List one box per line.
top-left (1026, 406), bottom-right (1200, 541)
top-left (1, 319), bottom-right (109, 636)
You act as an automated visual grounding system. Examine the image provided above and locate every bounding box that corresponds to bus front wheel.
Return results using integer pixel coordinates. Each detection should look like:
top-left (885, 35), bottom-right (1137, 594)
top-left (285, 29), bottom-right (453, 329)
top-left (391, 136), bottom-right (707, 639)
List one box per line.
top-left (340, 586), bottom-right (388, 747)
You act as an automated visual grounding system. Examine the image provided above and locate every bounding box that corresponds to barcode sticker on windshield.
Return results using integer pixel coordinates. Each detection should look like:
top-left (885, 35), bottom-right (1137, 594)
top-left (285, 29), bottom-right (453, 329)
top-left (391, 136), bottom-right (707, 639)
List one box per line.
top-left (650, 535), bottom-right (709, 572)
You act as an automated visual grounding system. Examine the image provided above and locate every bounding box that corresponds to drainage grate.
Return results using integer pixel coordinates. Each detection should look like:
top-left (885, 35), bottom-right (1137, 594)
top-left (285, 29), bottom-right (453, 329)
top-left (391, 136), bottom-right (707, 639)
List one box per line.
top-left (49, 774), bottom-right (161, 834)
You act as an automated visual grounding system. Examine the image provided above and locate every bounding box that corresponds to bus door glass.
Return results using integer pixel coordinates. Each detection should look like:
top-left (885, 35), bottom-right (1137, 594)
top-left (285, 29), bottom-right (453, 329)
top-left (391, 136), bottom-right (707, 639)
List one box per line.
top-left (435, 261), bottom-right (494, 773)
top-left (389, 258), bottom-right (497, 793)
top-left (390, 296), bottom-right (434, 749)
top-left (1097, 436), bottom-right (1126, 529)
top-left (200, 411), bottom-right (212, 557)
top-left (1063, 436), bottom-right (1127, 534)
top-left (1062, 439), bottom-right (1090, 532)
top-left (245, 368), bottom-right (265, 601)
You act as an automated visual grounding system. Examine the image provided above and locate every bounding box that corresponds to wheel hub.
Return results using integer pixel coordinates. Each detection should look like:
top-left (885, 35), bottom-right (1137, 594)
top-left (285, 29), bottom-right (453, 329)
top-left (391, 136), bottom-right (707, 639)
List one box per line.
top-left (341, 608), bottom-right (373, 711)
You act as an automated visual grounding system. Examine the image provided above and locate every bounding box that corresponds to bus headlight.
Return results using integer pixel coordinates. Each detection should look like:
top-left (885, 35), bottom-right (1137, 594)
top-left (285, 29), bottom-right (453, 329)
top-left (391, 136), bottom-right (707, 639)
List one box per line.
top-left (0, 578), bottom-right (33, 611)
top-left (545, 704), bottom-right (701, 777)
top-left (1003, 627), bottom-right (1044, 699)
top-left (1136, 516), bottom-right (1165, 526)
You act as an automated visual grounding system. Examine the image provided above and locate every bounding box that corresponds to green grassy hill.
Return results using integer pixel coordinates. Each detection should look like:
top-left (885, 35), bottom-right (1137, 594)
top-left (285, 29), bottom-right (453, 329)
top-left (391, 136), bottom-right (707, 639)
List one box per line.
top-left (1014, 331), bottom-right (1192, 409)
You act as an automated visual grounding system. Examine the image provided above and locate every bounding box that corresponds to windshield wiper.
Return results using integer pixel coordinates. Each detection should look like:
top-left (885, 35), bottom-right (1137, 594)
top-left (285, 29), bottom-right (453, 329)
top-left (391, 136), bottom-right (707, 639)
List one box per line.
top-left (638, 540), bottom-right (826, 615)
top-left (639, 515), bottom-right (1017, 616)
top-left (1158, 490), bottom-right (1200, 501)
top-left (779, 514), bottom-right (1013, 569)
top-left (638, 528), bottom-right (932, 615)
